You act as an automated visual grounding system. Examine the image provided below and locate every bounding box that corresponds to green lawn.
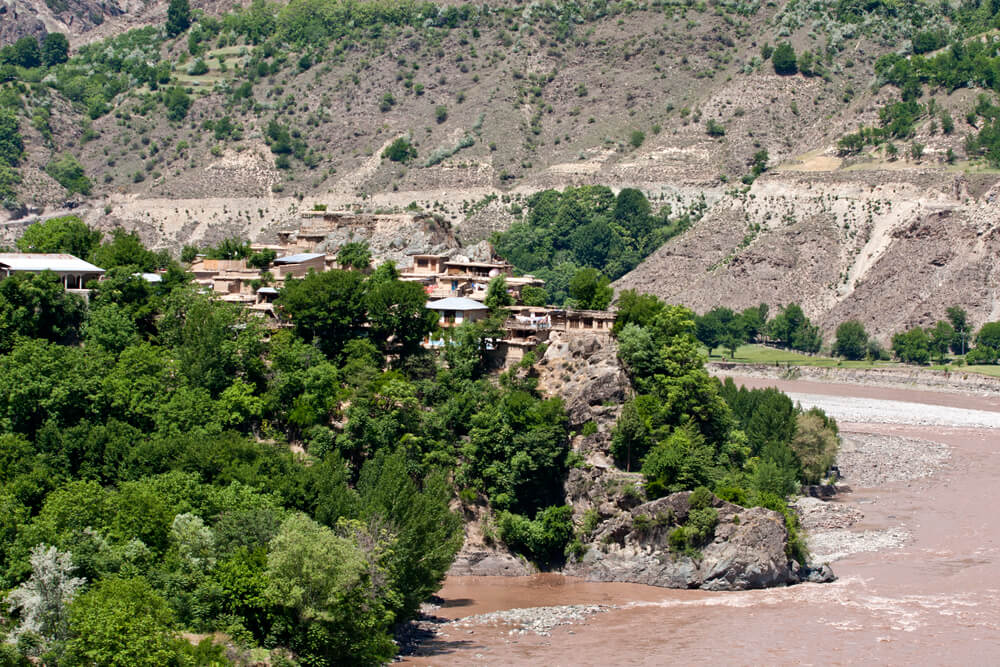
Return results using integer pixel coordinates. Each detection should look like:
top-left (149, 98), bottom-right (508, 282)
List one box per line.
top-left (705, 344), bottom-right (1000, 378)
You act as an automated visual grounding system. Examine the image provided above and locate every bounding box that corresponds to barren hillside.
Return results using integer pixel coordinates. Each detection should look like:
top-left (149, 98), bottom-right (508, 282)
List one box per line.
top-left (5, 0), bottom-right (1000, 334)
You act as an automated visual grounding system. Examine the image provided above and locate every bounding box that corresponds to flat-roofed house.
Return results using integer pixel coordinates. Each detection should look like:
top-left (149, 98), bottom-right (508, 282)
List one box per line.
top-left (425, 296), bottom-right (489, 327)
top-left (0, 253), bottom-right (105, 297)
top-left (272, 253), bottom-right (326, 280)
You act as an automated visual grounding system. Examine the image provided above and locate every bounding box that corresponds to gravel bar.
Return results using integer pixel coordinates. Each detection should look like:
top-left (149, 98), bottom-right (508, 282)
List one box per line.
top-left (785, 391), bottom-right (1000, 428)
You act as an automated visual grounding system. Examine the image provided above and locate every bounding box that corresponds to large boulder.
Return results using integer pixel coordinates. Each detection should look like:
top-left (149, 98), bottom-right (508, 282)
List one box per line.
top-left (565, 491), bottom-right (799, 590)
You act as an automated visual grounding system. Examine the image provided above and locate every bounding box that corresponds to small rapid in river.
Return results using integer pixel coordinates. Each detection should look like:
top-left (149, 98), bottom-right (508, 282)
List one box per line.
top-left (402, 377), bottom-right (1000, 665)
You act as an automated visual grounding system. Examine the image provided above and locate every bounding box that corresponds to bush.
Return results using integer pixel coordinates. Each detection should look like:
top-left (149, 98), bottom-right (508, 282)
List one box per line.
top-left (705, 119), bottom-right (726, 137)
top-left (772, 42), bottom-right (797, 75)
top-left (46, 154), bottom-right (91, 195)
top-left (187, 59), bottom-right (208, 75)
top-left (382, 137), bottom-right (417, 163)
top-left (629, 130), bottom-right (645, 148)
top-left (498, 505), bottom-right (574, 566)
top-left (435, 105), bottom-right (448, 124)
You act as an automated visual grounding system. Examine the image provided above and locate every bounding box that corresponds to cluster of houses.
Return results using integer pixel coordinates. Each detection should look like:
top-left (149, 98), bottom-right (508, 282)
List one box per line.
top-left (1, 211), bottom-right (616, 365)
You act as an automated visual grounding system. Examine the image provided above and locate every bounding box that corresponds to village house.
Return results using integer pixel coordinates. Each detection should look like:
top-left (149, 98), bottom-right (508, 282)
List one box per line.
top-left (0, 253), bottom-right (105, 298)
top-left (496, 306), bottom-right (617, 365)
top-left (400, 255), bottom-right (544, 302)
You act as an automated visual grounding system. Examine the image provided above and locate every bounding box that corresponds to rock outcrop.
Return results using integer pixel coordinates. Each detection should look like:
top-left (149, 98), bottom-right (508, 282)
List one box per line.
top-left (448, 332), bottom-right (835, 590)
top-left (566, 491), bottom-right (801, 590)
top-left (533, 332), bottom-right (833, 590)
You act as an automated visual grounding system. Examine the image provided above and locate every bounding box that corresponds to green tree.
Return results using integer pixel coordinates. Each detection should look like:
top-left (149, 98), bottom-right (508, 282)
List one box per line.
top-left (66, 577), bottom-right (180, 667)
top-left (568, 267), bottom-right (612, 310)
top-left (610, 398), bottom-right (651, 472)
top-left (772, 42), bottom-right (798, 75)
top-left (164, 86), bottom-right (192, 122)
top-left (642, 423), bottom-right (718, 497)
top-left (891, 326), bottom-right (931, 364)
top-left (83, 303), bottom-right (139, 354)
top-left (16, 215), bottom-right (102, 258)
top-left (485, 275), bottom-right (513, 313)
top-left (520, 285), bottom-right (548, 307)
top-left (41, 33), bottom-right (69, 67)
top-left (381, 137), bottom-right (416, 163)
top-left (696, 307), bottom-right (735, 355)
top-left (464, 383), bottom-right (569, 514)
top-left (0, 272), bottom-right (86, 352)
top-left (788, 412), bottom-right (839, 484)
top-left (832, 320), bottom-right (869, 360)
top-left (90, 228), bottom-right (161, 272)
top-left (767, 303), bottom-right (821, 353)
top-left (364, 277), bottom-right (437, 356)
top-left (357, 449), bottom-right (462, 619)
top-left (0, 109), bottom-right (24, 167)
top-left (12, 37), bottom-right (40, 69)
top-left (947, 306), bottom-right (971, 355)
top-left (265, 513), bottom-right (396, 664)
top-left (929, 320), bottom-right (954, 363)
top-left (337, 241), bottom-right (372, 271)
top-left (276, 269), bottom-right (368, 357)
top-left (166, 0), bottom-right (192, 37)
top-left (976, 321), bottom-right (1000, 355)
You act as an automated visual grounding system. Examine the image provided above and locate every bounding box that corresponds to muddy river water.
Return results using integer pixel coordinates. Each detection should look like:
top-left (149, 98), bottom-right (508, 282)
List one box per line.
top-left (403, 377), bottom-right (1000, 665)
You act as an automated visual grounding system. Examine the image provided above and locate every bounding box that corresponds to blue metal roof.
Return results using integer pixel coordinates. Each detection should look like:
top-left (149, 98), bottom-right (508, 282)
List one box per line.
top-left (273, 253), bottom-right (324, 264)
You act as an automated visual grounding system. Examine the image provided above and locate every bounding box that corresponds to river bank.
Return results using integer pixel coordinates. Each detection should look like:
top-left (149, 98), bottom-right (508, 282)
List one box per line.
top-left (400, 377), bottom-right (1000, 665)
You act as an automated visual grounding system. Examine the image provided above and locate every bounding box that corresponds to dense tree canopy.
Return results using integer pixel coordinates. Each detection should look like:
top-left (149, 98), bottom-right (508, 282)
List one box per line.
top-left (0, 224), bottom-right (586, 664)
top-left (492, 186), bottom-right (700, 306)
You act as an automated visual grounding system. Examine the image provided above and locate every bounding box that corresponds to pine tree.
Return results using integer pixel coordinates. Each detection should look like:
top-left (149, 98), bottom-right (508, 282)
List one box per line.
top-left (166, 0), bottom-right (191, 37)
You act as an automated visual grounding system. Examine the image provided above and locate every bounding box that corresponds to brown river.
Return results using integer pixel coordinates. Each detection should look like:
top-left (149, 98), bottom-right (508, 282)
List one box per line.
top-left (403, 377), bottom-right (1000, 665)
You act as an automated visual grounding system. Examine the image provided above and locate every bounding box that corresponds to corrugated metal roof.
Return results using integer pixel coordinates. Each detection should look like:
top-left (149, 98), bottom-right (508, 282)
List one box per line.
top-left (0, 253), bottom-right (104, 273)
top-left (135, 272), bottom-right (163, 283)
top-left (257, 286), bottom-right (279, 294)
top-left (426, 297), bottom-right (490, 311)
top-left (273, 253), bottom-right (325, 264)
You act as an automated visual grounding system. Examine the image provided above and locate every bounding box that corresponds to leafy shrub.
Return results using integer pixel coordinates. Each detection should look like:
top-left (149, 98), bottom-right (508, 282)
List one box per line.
top-left (382, 137), bottom-right (417, 163)
top-left (188, 59), bottom-right (209, 75)
top-left (498, 505), bottom-right (574, 566)
top-left (46, 154), bottom-right (91, 195)
top-left (772, 42), bottom-right (797, 75)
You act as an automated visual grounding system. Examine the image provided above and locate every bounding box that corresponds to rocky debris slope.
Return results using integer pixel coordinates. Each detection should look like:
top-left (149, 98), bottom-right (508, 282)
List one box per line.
top-left (615, 171), bottom-right (1000, 341)
top-left (534, 333), bottom-right (630, 433)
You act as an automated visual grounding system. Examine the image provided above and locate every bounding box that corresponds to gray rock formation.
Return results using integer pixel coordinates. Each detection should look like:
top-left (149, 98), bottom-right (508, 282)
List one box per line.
top-left (448, 550), bottom-right (534, 577)
top-left (566, 491), bottom-right (799, 590)
top-left (534, 332), bottom-right (630, 431)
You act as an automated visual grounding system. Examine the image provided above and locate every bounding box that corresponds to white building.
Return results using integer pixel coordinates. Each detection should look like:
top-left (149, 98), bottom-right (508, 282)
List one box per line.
top-left (0, 253), bottom-right (105, 294)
